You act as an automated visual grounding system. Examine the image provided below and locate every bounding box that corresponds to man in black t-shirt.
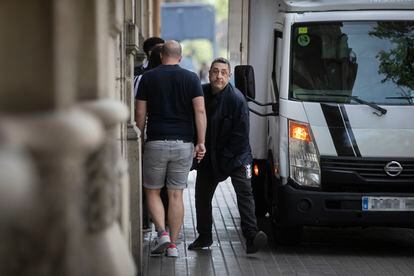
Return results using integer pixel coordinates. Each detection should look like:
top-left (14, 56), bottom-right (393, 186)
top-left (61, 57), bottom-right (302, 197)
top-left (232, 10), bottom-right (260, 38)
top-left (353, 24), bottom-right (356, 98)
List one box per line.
top-left (136, 40), bottom-right (206, 257)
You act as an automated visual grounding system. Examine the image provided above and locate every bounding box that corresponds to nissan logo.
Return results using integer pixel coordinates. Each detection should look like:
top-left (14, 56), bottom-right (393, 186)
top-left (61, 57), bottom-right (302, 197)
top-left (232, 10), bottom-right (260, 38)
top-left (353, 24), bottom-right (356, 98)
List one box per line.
top-left (384, 161), bottom-right (403, 177)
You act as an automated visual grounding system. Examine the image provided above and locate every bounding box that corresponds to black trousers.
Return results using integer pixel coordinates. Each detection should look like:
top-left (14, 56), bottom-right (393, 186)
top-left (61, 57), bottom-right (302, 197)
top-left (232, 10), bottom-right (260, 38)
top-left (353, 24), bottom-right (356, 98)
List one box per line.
top-left (195, 164), bottom-right (258, 240)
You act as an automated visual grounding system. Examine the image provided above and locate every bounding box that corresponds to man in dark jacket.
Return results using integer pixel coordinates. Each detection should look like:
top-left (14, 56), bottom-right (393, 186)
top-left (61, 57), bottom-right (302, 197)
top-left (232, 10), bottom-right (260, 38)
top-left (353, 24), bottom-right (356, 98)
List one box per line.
top-left (188, 57), bottom-right (267, 254)
top-left (134, 36), bottom-right (165, 76)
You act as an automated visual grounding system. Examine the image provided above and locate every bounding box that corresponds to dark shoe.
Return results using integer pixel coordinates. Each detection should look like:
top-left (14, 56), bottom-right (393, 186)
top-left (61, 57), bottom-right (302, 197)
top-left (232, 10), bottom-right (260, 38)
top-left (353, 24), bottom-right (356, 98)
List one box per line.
top-left (246, 231), bottom-right (268, 254)
top-left (188, 235), bottom-right (213, 250)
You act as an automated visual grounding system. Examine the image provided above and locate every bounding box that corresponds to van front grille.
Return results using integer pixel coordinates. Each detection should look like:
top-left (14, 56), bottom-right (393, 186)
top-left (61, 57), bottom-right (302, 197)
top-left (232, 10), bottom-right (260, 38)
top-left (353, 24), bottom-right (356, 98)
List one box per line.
top-left (320, 156), bottom-right (414, 192)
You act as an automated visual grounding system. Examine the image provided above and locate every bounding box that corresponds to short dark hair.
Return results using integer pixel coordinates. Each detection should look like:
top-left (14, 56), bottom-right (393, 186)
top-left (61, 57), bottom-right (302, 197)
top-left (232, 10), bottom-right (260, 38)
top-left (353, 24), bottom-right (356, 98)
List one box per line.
top-left (210, 57), bottom-right (231, 72)
top-left (147, 45), bottom-right (162, 70)
top-left (143, 37), bottom-right (165, 56)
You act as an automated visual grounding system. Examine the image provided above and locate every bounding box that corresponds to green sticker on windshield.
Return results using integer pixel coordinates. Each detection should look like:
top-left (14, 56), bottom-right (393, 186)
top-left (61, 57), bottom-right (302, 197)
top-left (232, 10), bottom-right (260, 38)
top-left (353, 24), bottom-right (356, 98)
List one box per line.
top-left (298, 34), bottom-right (310, 46)
top-left (298, 27), bottom-right (308, 34)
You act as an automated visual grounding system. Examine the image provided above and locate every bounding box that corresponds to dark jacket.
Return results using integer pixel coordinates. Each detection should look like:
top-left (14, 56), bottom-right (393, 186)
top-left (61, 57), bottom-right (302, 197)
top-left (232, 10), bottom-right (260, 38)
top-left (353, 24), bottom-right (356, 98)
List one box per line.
top-left (201, 83), bottom-right (252, 182)
top-left (134, 64), bottom-right (145, 76)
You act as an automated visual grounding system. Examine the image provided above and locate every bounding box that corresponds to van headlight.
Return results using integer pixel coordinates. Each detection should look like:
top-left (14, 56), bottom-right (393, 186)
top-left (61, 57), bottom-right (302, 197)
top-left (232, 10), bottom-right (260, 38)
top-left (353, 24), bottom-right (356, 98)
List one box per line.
top-left (289, 120), bottom-right (321, 187)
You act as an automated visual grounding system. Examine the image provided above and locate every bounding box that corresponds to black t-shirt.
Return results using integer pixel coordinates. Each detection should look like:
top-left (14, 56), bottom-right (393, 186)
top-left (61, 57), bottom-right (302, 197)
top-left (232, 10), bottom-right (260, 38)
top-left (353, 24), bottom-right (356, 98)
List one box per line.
top-left (136, 64), bottom-right (203, 142)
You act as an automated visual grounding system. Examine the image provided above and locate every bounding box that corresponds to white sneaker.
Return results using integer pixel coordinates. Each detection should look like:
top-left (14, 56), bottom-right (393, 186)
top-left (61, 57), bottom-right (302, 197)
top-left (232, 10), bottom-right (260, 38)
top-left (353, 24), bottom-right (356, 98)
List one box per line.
top-left (166, 244), bottom-right (179, 258)
top-left (151, 232), bottom-right (171, 255)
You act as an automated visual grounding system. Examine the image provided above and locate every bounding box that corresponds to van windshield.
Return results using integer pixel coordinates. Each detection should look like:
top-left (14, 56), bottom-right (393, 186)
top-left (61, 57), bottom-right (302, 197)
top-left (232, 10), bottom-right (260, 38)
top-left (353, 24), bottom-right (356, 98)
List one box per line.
top-left (290, 21), bottom-right (414, 105)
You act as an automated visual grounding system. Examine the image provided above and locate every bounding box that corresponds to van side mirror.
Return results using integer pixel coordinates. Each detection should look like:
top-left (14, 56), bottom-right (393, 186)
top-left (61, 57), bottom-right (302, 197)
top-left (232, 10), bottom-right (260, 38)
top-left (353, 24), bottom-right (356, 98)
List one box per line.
top-left (235, 65), bottom-right (278, 117)
top-left (234, 65), bottom-right (256, 100)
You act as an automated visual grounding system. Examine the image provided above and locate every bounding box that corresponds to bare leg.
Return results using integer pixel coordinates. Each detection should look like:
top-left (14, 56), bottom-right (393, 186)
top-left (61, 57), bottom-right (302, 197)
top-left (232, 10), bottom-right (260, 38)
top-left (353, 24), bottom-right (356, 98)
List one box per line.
top-left (167, 189), bottom-right (184, 243)
top-left (145, 188), bottom-right (165, 231)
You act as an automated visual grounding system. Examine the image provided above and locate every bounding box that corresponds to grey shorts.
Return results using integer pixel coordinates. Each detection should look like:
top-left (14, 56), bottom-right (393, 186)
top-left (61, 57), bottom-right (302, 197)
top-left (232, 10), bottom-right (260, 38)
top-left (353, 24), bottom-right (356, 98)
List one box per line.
top-left (143, 140), bottom-right (194, 190)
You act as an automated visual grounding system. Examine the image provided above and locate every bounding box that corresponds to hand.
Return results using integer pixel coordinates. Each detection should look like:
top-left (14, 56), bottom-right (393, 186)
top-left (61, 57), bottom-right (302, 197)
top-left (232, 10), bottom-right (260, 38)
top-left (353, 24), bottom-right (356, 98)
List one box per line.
top-left (194, 143), bottom-right (206, 163)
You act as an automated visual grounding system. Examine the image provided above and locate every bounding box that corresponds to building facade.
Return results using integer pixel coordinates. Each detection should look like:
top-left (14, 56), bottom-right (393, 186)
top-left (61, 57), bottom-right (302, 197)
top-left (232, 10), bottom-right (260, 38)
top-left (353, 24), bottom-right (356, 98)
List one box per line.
top-left (0, 0), bottom-right (158, 275)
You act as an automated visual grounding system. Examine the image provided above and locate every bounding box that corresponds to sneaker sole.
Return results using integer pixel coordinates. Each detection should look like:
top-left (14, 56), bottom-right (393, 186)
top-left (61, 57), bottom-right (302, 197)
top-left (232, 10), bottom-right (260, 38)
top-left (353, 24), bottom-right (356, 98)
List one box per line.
top-left (188, 241), bottom-right (213, 250)
top-left (151, 240), bottom-right (171, 254)
top-left (166, 251), bottom-right (179, 258)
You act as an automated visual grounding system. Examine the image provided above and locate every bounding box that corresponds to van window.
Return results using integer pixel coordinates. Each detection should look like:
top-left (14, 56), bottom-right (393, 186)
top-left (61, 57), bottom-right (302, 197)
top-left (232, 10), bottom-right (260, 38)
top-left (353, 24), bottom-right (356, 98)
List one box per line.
top-left (272, 30), bottom-right (283, 99)
top-left (290, 21), bottom-right (414, 105)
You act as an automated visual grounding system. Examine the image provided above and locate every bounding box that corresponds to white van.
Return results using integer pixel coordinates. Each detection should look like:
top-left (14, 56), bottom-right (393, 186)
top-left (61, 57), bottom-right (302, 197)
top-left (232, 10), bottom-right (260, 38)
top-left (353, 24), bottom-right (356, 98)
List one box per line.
top-left (234, 0), bottom-right (414, 244)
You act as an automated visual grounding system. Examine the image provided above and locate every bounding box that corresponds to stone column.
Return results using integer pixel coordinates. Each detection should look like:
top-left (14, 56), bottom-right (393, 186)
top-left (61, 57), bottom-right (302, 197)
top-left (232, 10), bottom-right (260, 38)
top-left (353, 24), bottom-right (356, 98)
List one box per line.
top-left (127, 125), bottom-right (143, 272)
top-left (126, 0), bottom-right (144, 273)
top-left (0, 0), bottom-right (138, 275)
top-left (79, 99), bottom-right (136, 276)
top-left (139, 0), bottom-right (152, 39)
top-left (0, 144), bottom-right (40, 276)
top-left (0, 110), bottom-right (104, 276)
top-left (228, 0), bottom-right (250, 65)
top-left (153, 0), bottom-right (161, 37)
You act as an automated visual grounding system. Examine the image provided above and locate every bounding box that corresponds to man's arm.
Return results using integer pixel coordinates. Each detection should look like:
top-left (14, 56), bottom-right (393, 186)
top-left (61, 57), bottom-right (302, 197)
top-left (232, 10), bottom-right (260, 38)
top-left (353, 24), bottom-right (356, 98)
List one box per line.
top-left (192, 96), bottom-right (207, 161)
top-left (136, 99), bottom-right (147, 145)
top-left (226, 97), bottom-right (250, 155)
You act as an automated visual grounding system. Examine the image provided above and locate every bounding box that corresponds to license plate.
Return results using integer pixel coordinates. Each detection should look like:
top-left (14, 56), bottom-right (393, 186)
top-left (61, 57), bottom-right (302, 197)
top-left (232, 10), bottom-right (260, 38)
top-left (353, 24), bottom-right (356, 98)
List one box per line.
top-left (362, 196), bottom-right (414, 211)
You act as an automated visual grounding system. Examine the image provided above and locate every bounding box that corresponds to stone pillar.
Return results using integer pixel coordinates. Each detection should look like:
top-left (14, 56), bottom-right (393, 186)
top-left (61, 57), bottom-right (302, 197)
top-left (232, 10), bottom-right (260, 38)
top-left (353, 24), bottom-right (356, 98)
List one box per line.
top-left (108, 0), bottom-right (131, 239)
top-left (0, 0), bottom-right (138, 275)
top-left (153, 0), bottom-right (161, 37)
top-left (0, 144), bottom-right (39, 276)
top-left (0, 0), bottom-right (78, 111)
top-left (133, 0), bottom-right (149, 68)
top-left (139, 0), bottom-right (152, 39)
top-left (0, 110), bottom-right (104, 276)
top-left (126, 1), bottom-right (144, 273)
top-left (79, 99), bottom-right (136, 276)
top-left (127, 125), bottom-right (143, 273)
top-left (228, 0), bottom-right (250, 65)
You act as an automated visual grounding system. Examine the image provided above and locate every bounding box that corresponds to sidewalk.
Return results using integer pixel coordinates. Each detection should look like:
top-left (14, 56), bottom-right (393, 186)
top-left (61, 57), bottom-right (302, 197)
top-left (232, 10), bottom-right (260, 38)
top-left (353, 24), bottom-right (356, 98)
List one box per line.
top-left (142, 171), bottom-right (414, 276)
top-left (142, 171), bottom-right (273, 275)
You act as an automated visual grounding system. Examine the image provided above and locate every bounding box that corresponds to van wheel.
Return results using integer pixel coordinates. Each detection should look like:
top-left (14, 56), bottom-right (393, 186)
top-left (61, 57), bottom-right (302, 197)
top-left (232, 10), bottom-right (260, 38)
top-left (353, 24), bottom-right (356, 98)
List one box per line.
top-left (272, 222), bottom-right (303, 245)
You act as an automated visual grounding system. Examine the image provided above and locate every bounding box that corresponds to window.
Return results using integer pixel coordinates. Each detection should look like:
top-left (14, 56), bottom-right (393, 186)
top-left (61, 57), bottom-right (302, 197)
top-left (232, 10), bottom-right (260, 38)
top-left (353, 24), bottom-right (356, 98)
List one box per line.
top-left (290, 21), bottom-right (414, 105)
top-left (272, 30), bottom-right (283, 99)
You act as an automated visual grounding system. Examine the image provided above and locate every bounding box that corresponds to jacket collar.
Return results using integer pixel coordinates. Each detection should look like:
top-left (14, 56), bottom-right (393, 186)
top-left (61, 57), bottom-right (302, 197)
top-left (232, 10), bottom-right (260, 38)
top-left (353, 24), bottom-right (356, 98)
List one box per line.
top-left (204, 83), bottom-right (232, 99)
